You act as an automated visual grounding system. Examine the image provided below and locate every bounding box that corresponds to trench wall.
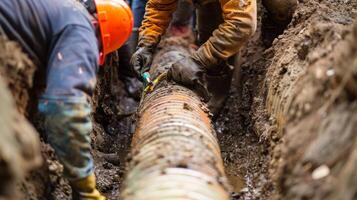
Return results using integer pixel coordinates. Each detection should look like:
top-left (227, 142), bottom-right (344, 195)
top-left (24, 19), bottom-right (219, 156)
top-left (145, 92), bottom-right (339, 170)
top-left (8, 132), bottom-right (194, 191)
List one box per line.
top-left (258, 1), bottom-right (357, 199)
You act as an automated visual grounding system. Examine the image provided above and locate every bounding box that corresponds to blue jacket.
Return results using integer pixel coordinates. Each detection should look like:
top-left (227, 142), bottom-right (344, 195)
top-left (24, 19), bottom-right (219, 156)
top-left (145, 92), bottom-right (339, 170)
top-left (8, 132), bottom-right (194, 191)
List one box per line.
top-left (0, 0), bottom-right (99, 101)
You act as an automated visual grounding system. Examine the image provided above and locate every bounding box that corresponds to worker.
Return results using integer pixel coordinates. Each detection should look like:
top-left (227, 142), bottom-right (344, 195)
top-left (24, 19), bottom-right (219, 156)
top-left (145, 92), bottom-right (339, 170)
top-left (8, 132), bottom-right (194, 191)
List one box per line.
top-left (131, 0), bottom-right (257, 115)
top-left (0, 0), bottom-right (133, 199)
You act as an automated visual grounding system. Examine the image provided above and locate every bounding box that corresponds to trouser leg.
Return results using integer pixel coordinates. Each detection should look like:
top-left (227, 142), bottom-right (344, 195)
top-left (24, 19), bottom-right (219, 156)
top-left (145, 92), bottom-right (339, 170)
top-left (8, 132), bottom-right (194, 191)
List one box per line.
top-left (196, 1), bottom-right (223, 46)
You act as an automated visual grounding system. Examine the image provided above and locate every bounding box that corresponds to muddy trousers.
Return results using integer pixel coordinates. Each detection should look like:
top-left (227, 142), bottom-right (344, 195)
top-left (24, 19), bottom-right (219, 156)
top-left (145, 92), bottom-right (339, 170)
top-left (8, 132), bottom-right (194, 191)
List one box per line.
top-left (38, 98), bottom-right (94, 180)
top-left (196, 2), bottom-right (236, 115)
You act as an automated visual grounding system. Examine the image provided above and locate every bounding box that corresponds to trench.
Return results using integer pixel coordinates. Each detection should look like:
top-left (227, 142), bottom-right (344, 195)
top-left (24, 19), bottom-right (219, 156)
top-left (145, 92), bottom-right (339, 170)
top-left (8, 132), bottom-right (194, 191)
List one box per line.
top-left (91, 45), bottom-right (272, 200)
top-left (90, 1), bottom-right (357, 199)
top-left (90, 3), bottom-right (274, 200)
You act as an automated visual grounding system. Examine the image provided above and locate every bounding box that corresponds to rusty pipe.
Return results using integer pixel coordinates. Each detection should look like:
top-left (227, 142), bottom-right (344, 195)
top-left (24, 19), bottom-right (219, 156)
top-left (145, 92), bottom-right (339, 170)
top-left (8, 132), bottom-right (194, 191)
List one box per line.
top-left (121, 38), bottom-right (231, 200)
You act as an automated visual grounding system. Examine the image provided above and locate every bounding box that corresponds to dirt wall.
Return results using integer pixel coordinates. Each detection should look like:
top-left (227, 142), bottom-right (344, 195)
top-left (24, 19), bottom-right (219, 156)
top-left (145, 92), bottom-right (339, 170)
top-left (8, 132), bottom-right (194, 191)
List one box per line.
top-left (0, 36), bottom-right (46, 199)
top-left (253, 1), bottom-right (357, 199)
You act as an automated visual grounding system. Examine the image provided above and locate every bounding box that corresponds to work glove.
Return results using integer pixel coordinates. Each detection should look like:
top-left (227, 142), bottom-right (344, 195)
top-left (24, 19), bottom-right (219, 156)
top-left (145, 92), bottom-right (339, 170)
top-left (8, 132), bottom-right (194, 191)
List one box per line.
top-left (130, 46), bottom-right (154, 78)
top-left (70, 173), bottom-right (106, 200)
top-left (167, 56), bottom-right (210, 101)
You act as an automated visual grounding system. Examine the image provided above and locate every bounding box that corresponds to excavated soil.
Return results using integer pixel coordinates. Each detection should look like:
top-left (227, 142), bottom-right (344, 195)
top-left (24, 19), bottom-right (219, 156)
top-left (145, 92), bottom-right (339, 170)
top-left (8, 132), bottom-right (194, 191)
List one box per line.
top-left (260, 1), bottom-right (357, 199)
top-left (0, 0), bottom-right (356, 199)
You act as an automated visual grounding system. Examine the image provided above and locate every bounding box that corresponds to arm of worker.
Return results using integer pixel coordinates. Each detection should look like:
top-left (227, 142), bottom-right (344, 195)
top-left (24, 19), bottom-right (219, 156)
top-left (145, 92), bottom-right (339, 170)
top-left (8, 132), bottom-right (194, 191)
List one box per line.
top-left (131, 0), bottom-right (178, 76)
top-left (192, 0), bottom-right (257, 70)
top-left (137, 0), bottom-right (178, 47)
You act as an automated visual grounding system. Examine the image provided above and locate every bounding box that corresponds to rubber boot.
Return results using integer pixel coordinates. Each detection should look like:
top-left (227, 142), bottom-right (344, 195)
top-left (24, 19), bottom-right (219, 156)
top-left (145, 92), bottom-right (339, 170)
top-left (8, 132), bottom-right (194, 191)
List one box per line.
top-left (71, 173), bottom-right (106, 200)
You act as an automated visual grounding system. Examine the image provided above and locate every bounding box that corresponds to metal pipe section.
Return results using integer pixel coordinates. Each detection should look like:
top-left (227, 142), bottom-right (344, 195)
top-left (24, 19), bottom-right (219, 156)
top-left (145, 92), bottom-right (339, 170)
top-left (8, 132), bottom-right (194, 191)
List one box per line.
top-left (121, 40), bottom-right (231, 200)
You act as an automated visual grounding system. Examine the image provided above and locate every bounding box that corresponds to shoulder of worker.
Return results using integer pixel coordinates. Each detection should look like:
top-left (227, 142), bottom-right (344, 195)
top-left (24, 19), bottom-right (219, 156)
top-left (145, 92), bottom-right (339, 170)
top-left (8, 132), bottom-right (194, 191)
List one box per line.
top-left (34, 0), bottom-right (95, 35)
top-left (53, 0), bottom-right (94, 33)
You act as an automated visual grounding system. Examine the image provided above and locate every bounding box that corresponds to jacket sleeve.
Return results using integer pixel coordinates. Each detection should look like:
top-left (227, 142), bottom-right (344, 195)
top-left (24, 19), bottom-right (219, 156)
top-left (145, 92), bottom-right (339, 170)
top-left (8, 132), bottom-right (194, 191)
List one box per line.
top-left (193, 0), bottom-right (257, 69)
top-left (138, 0), bottom-right (178, 47)
top-left (45, 24), bottom-right (99, 101)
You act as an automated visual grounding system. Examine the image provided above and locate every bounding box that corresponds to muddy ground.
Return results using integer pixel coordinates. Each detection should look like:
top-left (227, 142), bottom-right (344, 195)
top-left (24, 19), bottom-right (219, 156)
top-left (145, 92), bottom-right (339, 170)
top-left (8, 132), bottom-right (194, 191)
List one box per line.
top-left (0, 0), bottom-right (356, 199)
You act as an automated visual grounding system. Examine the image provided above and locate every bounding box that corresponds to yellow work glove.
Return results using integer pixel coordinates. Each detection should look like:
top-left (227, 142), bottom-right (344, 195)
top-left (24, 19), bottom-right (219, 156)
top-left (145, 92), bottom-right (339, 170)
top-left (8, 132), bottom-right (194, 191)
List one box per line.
top-left (70, 173), bottom-right (106, 200)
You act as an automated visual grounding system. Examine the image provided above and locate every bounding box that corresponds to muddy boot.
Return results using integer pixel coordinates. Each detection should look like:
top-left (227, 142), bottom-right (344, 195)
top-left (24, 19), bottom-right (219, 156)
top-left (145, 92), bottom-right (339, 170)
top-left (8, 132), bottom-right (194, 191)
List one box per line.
top-left (71, 173), bottom-right (106, 200)
top-left (206, 68), bottom-right (234, 117)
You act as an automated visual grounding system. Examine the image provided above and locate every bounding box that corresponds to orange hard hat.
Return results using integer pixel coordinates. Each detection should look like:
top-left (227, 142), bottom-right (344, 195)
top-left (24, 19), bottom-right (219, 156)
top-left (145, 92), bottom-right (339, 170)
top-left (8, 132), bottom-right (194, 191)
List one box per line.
top-left (95, 0), bottom-right (133, 65)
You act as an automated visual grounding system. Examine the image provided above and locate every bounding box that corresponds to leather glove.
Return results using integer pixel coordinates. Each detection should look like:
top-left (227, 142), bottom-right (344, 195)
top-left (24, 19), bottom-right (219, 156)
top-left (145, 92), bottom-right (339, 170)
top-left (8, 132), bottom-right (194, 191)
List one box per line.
top-left (130, 46), bottom-right (154, 78)
top-left (167, 56), bottom-right (210, 101)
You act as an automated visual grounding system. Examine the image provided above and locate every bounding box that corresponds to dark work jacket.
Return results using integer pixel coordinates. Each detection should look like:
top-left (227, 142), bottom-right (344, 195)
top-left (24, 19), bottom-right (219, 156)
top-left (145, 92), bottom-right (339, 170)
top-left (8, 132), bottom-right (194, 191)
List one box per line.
top-left (0, 0), bottom-right (99, 101)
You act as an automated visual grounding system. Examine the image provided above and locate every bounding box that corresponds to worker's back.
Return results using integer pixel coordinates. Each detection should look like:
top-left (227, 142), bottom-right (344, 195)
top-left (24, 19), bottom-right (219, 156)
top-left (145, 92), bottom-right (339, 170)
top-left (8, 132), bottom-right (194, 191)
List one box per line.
top-left (0, 0), bottom-right (97, 68)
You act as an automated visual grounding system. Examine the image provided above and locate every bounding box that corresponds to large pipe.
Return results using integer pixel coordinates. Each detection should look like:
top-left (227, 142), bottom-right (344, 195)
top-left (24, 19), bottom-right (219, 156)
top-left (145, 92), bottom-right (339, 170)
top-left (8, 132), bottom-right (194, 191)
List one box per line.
top-left (120, 37), bottom-right (231, 199)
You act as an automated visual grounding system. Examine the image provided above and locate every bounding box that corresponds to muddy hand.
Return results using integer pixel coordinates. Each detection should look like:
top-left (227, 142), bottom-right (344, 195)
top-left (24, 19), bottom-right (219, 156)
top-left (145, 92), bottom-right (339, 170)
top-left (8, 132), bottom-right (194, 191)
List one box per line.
top-left (167, 57), bottom-right (211, 102)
